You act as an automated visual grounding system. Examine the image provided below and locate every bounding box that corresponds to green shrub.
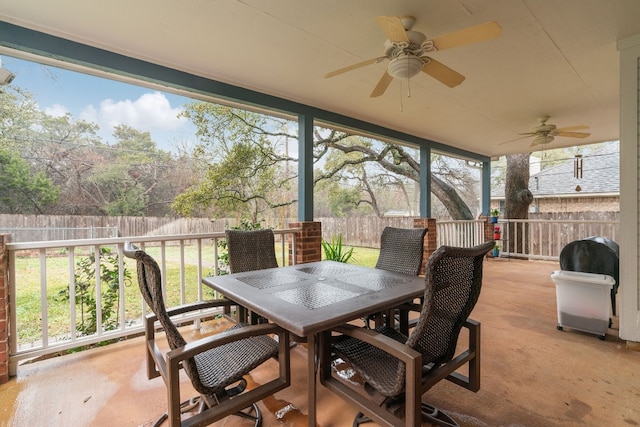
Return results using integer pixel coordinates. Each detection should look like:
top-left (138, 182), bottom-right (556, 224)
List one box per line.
top-left (57, 247), bottom-right (131, 336)
top-left (321, 234), bottom-right (354, 263)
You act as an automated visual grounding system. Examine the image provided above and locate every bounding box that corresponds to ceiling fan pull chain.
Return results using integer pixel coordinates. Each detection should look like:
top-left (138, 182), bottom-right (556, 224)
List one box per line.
top-left (406, 55), bottom-right (412, 98)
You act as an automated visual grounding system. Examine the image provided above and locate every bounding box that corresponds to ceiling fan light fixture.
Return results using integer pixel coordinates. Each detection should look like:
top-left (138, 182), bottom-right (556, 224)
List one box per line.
top-left (533, 134), bottom-right (554, 145)
top-left (388, 55), bottom-right (424, 79)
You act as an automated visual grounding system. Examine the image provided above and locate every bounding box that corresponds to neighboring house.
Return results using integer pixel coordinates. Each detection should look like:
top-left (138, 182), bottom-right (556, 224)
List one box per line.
top-left (492, 142), bottom-right (619, 214)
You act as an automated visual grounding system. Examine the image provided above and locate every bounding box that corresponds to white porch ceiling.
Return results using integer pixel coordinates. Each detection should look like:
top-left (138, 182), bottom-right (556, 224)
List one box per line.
top-left (1, 0), bottom-right (639, 157)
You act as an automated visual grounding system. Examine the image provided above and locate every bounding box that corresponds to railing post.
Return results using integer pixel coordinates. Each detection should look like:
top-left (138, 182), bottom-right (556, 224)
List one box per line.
top-left (0, 235), bottom-right (10, 383)
top-left (288, 221), bottom-right (322, 264)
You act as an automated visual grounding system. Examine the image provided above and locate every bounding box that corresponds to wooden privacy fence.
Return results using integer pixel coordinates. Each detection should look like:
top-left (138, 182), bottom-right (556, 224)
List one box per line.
top-left (0, 214), bottom-right (421, 248)
top-left (0, 215), bottom-right (231, 243)
top-left (0, 214), bottom-right (620, 256)
top-left (317, 216), bottom-right (420, 248)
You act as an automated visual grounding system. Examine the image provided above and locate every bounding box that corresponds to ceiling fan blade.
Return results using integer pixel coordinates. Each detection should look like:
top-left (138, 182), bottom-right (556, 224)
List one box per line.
top-left (375, 16), bottom-right (410, 43)
top-left (325, 57), bottom-right (387, 78)
top-left (370, 72), bottom-right (394, 97)
top-left (556, 131), bottom-right (591, 138)
top-left (555, 125), bottom-right (590, 132)
top-left (432, 21), bottom-right (502, 51)
top-left (421, 58), bottom-right (465, 88)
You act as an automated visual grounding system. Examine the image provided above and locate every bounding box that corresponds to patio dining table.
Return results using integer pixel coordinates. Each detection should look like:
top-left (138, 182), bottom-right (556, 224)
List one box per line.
top-left (202, 260), bottom-right (426, 426)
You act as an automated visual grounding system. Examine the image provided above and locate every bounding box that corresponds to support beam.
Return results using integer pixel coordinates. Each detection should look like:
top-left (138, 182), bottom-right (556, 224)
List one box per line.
top-left (420, 145), bottom-right (431, 218)
top-left (482, 160), bottom-right (491, 216)
top-left (298, 114), bottom-right (314, 221)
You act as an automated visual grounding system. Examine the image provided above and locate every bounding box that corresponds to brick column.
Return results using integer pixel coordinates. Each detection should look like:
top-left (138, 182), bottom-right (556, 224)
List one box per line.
top-left (288, 221), bottom-right (322, 265)
top-left (414, 218), bottom-right (436, 276)
top-left (0, 235), bottom-right (9, 383)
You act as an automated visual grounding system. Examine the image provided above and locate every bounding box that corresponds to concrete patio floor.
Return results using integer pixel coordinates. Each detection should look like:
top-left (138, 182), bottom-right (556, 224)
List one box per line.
top-left (1, 258), bottom-right (639, 426)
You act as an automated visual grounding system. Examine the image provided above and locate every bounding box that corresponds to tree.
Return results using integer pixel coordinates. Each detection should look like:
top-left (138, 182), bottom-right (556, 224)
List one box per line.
top-left (313, 128), bottom-right (474, 219)
top-left (503, 153), bottom-right (534, 252)
top-left (173, 105), bottom-right (293, 221)
top-left (0, 86), bottom-right (42, 149)
top-left (1, 78), bottom-right (195, 216)
top-left (0, 148), bottom-right (59, 213)
top-left (504, 153), bottom-right (534, 218)
top-left (177, 104), bottom-right (478, 221)
top-left (91, 125), bottom-right (179, 216)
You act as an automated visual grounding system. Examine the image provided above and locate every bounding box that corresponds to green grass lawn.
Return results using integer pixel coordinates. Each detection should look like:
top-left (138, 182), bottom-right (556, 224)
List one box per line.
top-left (13, 244), bottom-right (380, 343)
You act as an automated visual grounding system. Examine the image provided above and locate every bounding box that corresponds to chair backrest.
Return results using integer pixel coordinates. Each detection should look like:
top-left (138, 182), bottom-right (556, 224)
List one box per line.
top-left (375, 227), bottom-right (427, 276)
top-left (123, 244), bottom-right (201, 388)
top-left (408, 241), bottom-right (494, 366)
top-left (225, 229), bottom-right (279, 273)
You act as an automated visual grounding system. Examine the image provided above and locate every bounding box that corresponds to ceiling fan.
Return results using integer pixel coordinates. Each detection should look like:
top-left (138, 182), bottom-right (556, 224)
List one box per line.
top-left (501, 115), bottom-right (591, 147)
top-left (324, 16), bottom-right (502, 97)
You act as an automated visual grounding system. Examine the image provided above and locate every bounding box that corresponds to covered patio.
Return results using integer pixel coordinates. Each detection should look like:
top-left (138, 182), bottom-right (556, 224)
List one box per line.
top-left (1, 258), bottom-right (638, 426)
top-left (1, 2), bottom-right (640, 426)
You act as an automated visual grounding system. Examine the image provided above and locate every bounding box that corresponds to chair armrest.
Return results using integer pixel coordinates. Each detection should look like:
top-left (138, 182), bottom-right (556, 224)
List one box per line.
top-left (145, 298), bottom-right (234, 331)
top-left (331, 324), bottom-right (421, 362)
top-left (142, 298), bottom-right (238, 380)
top-left (320, 324), bottom-right (424, 426)
top-left (422, 317), bottom-right (481, 392)
top-left (165, 298), bottom-right (234, 318)
top-left (167, 322), bottom-right (286, 363)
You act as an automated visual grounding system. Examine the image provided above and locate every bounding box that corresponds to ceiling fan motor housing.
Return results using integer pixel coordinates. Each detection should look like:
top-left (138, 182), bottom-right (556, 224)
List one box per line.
top-left (533, 123), bottom-right (557, 133)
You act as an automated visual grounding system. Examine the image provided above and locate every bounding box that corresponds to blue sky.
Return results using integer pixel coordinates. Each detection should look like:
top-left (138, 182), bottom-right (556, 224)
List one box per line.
top-left (2, 55), bottom-right (197, 153)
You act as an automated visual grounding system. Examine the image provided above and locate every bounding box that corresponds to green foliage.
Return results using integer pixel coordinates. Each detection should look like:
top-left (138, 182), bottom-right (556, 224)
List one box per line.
top-left (1, 79), bottom-right (184, 216)
top-left (90, 163), bottom-right (148, 216)
top-left (321, 234), bottom-right (354, 263)
top-left (0, 85), bottom-right (42, 146)
top-left (57, 247), bottom-right (131, 336)
top-left (173, 104), bottom-right (295, 220)
top-left (0, 148), bottom-right (60, 213)
top-left (490, 208), bottom-right (500, 217)
top-left (91, 124), bottom-right (174, 216)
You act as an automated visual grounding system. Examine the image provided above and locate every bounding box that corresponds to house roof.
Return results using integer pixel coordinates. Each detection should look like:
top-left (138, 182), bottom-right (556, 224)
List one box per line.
top-left (492, 142), bottom-right (619, 199)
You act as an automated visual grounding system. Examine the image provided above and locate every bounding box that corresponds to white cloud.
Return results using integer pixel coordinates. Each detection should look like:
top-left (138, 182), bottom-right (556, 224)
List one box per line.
top-left (87, 91), bottom-right (187, 134)
top-left (44, 104), bottom-right (69, 117)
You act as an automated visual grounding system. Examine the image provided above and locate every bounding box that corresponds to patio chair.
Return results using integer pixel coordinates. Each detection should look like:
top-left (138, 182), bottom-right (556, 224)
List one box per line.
top-left (319, 240), bottom-right (494, 427)
top-left (225, 229), bottom-right (279, 323)
top-left (366, 226), bottom-right (427, 328)
top-left (226, 229), bottom-right (279, 273)
top-left (123, 242), bottom-right (290, 427)
top-left (375, 226), bottom-right (427, 275)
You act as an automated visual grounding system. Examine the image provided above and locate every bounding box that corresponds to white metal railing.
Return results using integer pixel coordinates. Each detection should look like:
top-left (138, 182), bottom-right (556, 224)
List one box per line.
top-left (436, 219), bottom-right (619, 260)
top-left (6, 229), bottom-right (297, 374)
top-left (436, 220), bottom-right (485, 248)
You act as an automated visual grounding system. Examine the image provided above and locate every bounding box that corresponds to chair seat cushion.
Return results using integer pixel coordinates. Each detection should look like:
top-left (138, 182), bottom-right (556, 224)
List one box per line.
top-left (333, 326), bottom-right (408, 397)
top-left (194, 323), bottom-right (279, 394)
